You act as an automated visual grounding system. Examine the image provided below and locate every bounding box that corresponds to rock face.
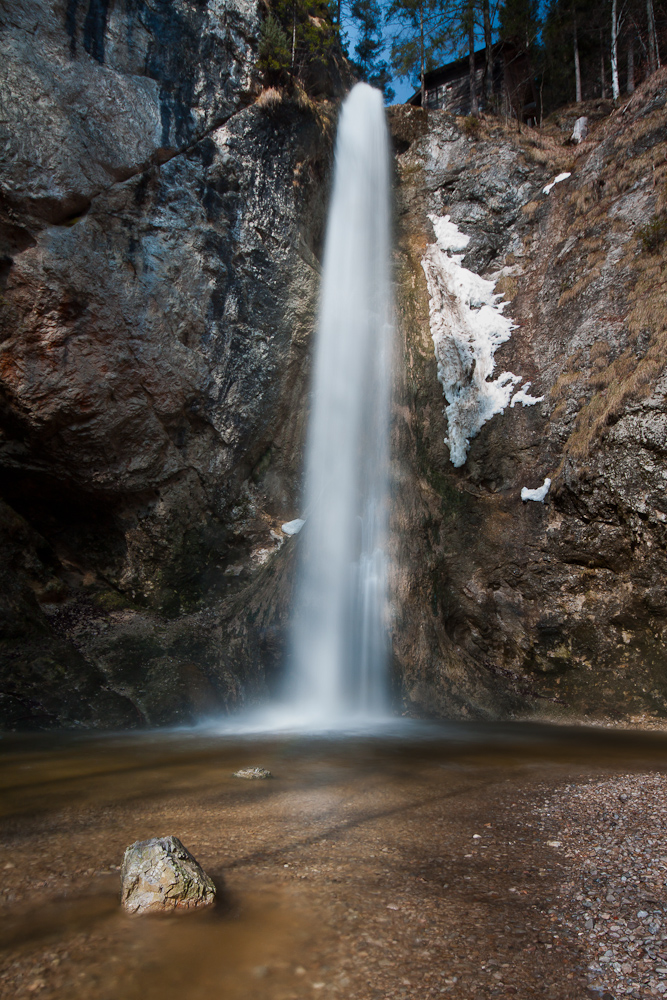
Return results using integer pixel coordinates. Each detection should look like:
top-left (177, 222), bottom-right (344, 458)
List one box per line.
top-left (4, 0), bottom-right (667, 730)
top-left (121, 836), bottom-right (216, 914)
top-left (0, 0), bottom-right (342, 727)
top-left (389, 72), bottom-right (667, 723)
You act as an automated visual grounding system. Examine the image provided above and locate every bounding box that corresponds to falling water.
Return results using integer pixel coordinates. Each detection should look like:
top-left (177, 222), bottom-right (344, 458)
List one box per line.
top-left (286, 82), bottom-right (393, 726)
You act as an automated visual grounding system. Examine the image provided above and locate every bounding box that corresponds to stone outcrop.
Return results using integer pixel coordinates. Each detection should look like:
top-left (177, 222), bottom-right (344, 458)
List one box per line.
top-left (121, 836), bottom-right (216, 914)
top-left (389, 72), bottom-right (667, 724)
top-left (0, 0), bottom-right (340, 727)
top-left (4, 0), bottom-right (667, 730)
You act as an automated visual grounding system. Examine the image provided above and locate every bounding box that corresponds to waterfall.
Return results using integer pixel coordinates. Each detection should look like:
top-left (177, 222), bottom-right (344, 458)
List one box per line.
top-left (285, 82), bottom-right (393, 726)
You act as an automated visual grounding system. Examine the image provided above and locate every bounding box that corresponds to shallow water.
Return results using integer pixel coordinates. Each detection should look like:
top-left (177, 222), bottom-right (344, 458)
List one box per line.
top-left (2, 719), bottom-right (667, 1000)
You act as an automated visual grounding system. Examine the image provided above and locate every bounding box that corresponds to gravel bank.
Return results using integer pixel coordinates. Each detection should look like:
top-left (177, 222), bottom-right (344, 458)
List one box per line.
top-left (537, 773), bottom-right (667, 998)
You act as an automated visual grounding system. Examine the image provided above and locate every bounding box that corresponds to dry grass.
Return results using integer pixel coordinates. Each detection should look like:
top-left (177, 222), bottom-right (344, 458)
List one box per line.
top-left (569, 184), bottom-right (602, 216)
top-left (589, 339), bottom-right (610, 363)
top-left (525, 145), bottom-right (550, 164)
top-left (550, 370), bottom-right (585, 401)
top-left (559, 245), bottom-right (667, 461)
top-left (255, 87), bottom-right (284, 109)
top-left (541, 76), bottom-right (667, 468)
top-left (494, 275), bottom-right (518, 300)
top-left (558, 267), bottom-right (601, 307)
top-left (521, 200), bottom-right (540, 216)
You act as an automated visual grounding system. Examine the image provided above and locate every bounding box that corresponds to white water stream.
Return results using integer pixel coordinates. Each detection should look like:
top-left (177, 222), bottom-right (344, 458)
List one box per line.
top-left (283, 83), bottom-right (393, 725)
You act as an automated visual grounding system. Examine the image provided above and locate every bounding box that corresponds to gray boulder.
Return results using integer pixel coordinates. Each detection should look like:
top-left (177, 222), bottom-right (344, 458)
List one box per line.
top-left (571, 115), bottom-right (589, 143)
top-left (121, 836), bottom-right (215, 914)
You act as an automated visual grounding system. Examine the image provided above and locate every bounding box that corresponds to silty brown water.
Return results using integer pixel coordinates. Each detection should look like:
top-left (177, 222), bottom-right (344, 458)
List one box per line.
top-left (1, 721), bottom-right (667, 999)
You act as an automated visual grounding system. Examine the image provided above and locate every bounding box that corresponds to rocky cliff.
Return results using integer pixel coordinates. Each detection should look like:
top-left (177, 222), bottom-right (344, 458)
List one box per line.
top-left (389, 74), bottom-right (667, 725)
top-left (3, 0), bottom-right (667, 730)
top-left (0, 0), bottom-right (341, 727)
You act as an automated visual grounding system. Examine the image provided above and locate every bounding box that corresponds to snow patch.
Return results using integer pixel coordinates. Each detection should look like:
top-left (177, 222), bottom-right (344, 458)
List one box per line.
top-left (543, 172), bottom-right (571, 195)
top-left (282, 518), bottom-right (305, 535)
top-left (510, 382), bottom-right (544, 407)
top-left (421, 214), bottom-right (543, 468)
top-left (521, 478), bottom-right (551, 503)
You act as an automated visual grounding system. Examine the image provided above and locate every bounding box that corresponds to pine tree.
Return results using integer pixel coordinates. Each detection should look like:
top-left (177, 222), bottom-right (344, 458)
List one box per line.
top-left (350, 0), bottom-right (396, 101)
top-left (386, 0), bottom-right (458, 105)
top-left (258, 14), bottom-right (292, 84)
top-left (263, 0), bottom-right (340, 92)
top-left (499, 0), bottom-right (541, 54)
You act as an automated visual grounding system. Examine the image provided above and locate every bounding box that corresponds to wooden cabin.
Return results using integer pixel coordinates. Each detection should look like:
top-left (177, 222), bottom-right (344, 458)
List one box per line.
top-left (407, 43), bottom-right (539, 125)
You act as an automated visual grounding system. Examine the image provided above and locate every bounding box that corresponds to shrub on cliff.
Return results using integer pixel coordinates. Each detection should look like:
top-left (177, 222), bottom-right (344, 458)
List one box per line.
top-left (259, 14), bottom-right (291, 84)
top-left (261, 0), bottom-right (341, 94)
top-left (638, 213), bottom-right (667, 253)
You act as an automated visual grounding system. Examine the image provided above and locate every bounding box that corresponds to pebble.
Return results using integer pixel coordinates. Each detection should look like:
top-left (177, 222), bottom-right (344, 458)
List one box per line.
top-left (233, 767), bottom-right (273, 779)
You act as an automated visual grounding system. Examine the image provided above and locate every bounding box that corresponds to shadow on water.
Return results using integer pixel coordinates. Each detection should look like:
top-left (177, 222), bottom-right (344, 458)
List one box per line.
top-left (2, 717), bottom-right (667, 819)
top-left (2, 718), bottom-right (667, 999)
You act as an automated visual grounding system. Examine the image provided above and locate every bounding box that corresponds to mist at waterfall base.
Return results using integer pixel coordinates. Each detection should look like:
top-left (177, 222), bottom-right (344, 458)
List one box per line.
top-left (216, 84), bottom-right (394, 734)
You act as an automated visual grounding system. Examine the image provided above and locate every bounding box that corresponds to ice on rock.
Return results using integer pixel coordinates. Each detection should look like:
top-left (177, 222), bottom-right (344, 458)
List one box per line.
top-left (543, 172), bottom-right (571, 195)
top-left (281, 518), bottom-right (305, 535)
top-left (421, 214), bottom-right (542, 468)
top-left (521, 478), bottom-right (551, 503)
top-left (510, 382), bottom-right (544, 407)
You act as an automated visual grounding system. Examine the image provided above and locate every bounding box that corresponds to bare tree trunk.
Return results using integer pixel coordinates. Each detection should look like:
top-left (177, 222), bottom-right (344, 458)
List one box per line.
top-left (647, 0), bottom-right (660, 72)
top-left (483, 0), bottom-right (493, 104)
top-left (468, 1), bottom-right (478, 115)
top-left (291, 0), bottom-right (296, 74)
top-left (611, 0), bottom-right (620, 99)
top-left (574, 9), bottom-right (582, 102)
top-left (420, 0), bottom-right (426, 108)
top-left (627, 26), bottom-right (635, 93)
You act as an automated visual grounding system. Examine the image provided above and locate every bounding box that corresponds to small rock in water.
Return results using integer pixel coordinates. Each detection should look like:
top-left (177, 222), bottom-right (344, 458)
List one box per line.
top-left (120, 836), bottom-right (215, 915)
top-left (233, 766), bottom-right (273, 780)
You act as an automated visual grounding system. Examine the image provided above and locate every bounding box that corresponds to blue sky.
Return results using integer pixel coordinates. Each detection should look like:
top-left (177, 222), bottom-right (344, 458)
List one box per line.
top-left (342, 0), bottom-right (552, 104)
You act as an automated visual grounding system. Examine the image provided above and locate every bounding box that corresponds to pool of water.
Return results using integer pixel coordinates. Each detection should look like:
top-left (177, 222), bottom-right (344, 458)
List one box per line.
top-left (1, 719), bottom-right (667, 1000)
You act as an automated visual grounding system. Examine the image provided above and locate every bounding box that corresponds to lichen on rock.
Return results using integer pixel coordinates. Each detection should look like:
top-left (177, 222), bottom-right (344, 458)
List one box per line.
top-left (120, 836), bottom-right (216, 914)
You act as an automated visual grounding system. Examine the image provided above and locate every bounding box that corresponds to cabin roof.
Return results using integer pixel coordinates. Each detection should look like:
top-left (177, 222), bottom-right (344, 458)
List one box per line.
top-left (406, 43), bottom-right (501, 105)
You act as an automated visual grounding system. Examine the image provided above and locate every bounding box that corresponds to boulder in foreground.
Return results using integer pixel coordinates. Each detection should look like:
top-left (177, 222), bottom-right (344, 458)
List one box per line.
top-left (121, 836), bottom-right (216, 915)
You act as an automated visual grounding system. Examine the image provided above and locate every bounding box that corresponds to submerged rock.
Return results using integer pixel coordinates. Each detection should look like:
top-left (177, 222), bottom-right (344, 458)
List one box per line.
top-left (120, 836), bottom-right (215, 914)
top-left (233, 766), bottom-right (273, 779)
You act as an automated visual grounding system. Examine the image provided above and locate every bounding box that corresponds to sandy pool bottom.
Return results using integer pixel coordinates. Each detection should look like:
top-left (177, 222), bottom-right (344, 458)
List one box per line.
top-left (0, 724), bottom-right (666, 1000)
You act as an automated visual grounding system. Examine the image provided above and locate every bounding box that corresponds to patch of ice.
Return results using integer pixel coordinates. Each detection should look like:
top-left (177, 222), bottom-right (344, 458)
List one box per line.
top-left (510, 382), bottom-right (544, 408)
top-left (543, 172), bottom-right (571, 195)
top-left (521, 478), bottom-right (551, 503)
top-left (421, 214), bottom-right (542, 467)
top-left (282, 518), bottom-right (305, 535)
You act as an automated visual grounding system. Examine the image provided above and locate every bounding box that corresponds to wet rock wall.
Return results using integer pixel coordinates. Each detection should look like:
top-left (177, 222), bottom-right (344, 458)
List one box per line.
top-left (389, 76), bottom-right (667, 724)
top-left (0, 0), bottom-right (338, 727)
